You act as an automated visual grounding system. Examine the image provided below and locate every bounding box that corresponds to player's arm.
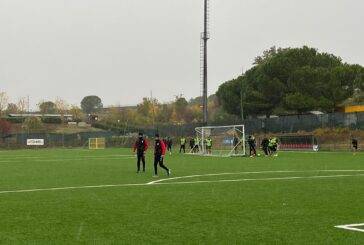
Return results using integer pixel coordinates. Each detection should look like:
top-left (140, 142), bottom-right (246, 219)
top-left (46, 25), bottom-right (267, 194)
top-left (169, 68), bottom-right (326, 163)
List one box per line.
top-left (161, 141), bottom-right (167, 157)
top-left (144, 139), bottom-right (149, 153)
top-left (133, 141), bottom-right (137, 153)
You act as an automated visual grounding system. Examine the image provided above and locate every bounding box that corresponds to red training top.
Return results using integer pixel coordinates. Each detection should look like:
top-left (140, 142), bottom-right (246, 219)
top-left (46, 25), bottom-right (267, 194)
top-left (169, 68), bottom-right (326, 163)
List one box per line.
top-left (133, 138), bottom-right (149, 153)
top-left (154, 140), bottom-right (167, 156)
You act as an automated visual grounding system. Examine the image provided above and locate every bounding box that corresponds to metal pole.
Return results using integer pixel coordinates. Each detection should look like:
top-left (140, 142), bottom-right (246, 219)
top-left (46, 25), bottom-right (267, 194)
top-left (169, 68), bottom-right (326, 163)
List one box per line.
top-left (202, 0), bottom-right (209, 125)
top-left (240, 69), bottom-right (245, 122)
top-left (240, 89), bottom-right (244, 122)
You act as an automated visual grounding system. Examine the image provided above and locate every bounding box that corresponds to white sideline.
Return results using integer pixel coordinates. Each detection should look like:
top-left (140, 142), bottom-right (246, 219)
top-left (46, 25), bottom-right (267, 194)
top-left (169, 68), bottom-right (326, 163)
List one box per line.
top-left (335, 223), bottom-right (364, 233)
top-left (0, 183), bottom-right (147, 194)
top-left (1, 170), bottom-right (364, 195)
top-left (36, 157), bottom-right (136, 162)
top-left (0, 154), bottom-right (135, 160)
top-left (0, 156), bottom-right (136, 163)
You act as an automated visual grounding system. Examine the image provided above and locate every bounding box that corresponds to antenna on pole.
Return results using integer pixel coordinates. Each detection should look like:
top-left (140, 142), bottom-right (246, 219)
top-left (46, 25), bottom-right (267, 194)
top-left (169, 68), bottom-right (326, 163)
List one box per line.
top-left (150, 91), bottom-right (156, 128)
top-left (201, 0), bottom-right (210, 125)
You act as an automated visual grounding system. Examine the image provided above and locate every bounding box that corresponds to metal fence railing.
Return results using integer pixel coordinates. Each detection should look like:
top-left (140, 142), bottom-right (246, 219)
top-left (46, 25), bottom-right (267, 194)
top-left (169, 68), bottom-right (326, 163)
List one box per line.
top-left (1, 112), bottom-right (364, 151)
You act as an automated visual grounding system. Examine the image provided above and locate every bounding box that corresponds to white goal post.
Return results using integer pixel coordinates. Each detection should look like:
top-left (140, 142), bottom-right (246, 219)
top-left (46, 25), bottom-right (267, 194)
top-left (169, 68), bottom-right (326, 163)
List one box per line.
top-left (88, 138), bottom-right (106, 149)
top-left (188, 125), bottom-right (246, 157)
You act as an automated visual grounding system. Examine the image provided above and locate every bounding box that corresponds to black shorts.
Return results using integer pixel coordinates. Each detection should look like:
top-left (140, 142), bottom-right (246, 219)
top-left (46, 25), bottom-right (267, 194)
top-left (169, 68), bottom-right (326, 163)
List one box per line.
top-left (269, 146), bottom-right (276, 152)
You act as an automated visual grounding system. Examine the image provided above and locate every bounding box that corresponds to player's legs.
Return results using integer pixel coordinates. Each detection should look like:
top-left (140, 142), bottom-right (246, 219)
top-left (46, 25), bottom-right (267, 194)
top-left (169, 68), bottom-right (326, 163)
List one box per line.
top-left (159, 157), bottom-right (170, 175)
top-left (137, 155), bottom-right (142, 172)
top-left (154, 156), bottom-right (160, 176)
top-left (207, 146), bottom-right (211, 154)
top-left (183, 145), bottom-right (185, 153)
top-left (353, 145), bottom-right (358, 155)
top-left (141, 155), bottom-right (146, 172)
top-left (273, 146), bottom-right (278, 156)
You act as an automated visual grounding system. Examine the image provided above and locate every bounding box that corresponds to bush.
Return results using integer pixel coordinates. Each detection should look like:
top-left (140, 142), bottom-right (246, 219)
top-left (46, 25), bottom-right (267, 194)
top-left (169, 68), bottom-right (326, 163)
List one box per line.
top-left (92, 123), bottom-right (128, 134)
top-left (4, 117), bottom-right (25, 123)
top-left (22, 117), bottom-right (44, 130)
top-left (0, 119), bottom-right (12, 138)
top-left (92, 123), bottom-right (109, 130)
top-left (312, 127), bottom-right (351, 136)
top-left (41, 117), bottom-right (62, 124)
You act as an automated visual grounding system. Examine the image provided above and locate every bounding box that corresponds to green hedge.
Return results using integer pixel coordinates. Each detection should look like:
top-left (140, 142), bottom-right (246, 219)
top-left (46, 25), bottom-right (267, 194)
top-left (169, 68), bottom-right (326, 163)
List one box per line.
top-left (3, 117), bottom-right (25, 123)
top-left (41, 117), bottom-right (62, 124)
top-left (92, 123), bottom-right (127, 134)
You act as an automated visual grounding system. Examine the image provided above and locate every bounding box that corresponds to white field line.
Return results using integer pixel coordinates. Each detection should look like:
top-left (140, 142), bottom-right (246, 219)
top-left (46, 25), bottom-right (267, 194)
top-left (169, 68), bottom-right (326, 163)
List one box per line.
top-left (147, 170), bottom-right (300, 185)
top-left (76, 221), bottom-right (85, 240)
top-left (36, 157), bottom-right (136, 162)
top-left (154, 174), bottom-right (364, 186)
top-left (1, 171), bottom-right (364, 195)
top-left (147, 169), bottom-right (364, 185)
top-left (335, 223), bottom-right (364, 233)
top-left (0, 161), bottom-right (24, 163)
top-left (0, 156), bottom-right (136, 163)
top-left (0, 183), bottom-right (147, 194)
top-left (0, 154), bottom-right (135, 160)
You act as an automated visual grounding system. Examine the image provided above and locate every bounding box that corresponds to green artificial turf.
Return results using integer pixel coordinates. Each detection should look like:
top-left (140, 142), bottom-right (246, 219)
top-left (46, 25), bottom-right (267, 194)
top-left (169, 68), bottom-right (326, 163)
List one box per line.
top-left (0, 148), bottom-right (364, 244)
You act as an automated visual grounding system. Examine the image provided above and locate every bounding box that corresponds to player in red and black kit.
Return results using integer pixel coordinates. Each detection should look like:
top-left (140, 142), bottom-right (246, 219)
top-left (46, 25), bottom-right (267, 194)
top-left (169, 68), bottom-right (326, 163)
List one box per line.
top-left (153, 134), bottom-right (171, 177)
top-left (133, 132), bottom-right (149, 173)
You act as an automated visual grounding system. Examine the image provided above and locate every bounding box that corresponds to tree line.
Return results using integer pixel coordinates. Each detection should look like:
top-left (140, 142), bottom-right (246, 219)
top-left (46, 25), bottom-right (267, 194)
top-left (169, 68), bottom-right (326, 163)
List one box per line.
top-left (216, 46), bottom-right (364, 118)
top-left (2, 46), bottom-right (364, 130)
top-left (0, 92), bottom-right (237, 129)
top-left (101, 95), bottom-right (236, 128)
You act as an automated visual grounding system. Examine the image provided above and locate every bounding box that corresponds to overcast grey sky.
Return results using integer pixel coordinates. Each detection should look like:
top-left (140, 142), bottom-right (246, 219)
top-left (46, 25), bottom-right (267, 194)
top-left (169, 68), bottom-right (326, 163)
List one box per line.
top-left (0, 0), bottom-right (363, 109)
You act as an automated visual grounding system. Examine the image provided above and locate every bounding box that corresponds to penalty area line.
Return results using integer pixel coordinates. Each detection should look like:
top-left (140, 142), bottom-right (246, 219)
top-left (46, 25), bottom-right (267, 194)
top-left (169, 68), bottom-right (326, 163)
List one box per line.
top-left (149, 173), bottom-right (364, 186)
top-left (147, 169), bottom-right (364, 185)
top-left (335, 223), bottom-right (364, 233)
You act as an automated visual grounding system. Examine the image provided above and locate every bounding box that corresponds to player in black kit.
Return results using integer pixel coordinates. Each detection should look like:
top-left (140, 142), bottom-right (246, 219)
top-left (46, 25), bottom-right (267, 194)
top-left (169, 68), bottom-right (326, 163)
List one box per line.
top-left (133, 132), bottom-right (149, 173)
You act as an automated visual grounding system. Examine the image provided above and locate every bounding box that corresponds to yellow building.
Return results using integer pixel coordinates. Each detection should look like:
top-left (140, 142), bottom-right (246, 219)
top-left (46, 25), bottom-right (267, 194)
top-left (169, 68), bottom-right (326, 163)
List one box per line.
top-left (337, 105), bottom-right (364, 113)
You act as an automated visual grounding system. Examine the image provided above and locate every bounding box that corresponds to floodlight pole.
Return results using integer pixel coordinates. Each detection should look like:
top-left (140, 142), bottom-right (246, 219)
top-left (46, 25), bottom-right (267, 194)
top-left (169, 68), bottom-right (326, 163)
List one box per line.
top-left (202, 0), bottom-right (209, 126)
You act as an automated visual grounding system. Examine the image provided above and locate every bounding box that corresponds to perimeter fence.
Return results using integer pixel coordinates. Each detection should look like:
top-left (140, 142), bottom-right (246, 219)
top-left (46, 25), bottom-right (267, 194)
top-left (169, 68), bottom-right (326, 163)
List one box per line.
top-left (1, 111), bottom-right (364, 151)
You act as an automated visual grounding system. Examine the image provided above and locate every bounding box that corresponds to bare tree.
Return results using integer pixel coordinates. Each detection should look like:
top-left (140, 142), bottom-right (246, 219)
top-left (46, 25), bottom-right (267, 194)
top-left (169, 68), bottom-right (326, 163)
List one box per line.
top-left (17, 97), bottom-right (28, 113)
top-left (55, 97), bottom-right (69, 122)
top-left (0, 92), bottom-right (9, 116)
top-left (69, 105), bottom-right (83, 122)
top-left (6, 103), bottom-right (19, 114)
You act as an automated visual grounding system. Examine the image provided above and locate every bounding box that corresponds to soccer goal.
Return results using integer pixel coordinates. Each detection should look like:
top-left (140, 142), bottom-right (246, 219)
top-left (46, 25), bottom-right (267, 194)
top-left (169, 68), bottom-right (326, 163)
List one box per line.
top-left (88, 138), bottom-right (106, 149)
top-left (188, 125), bottom-right (246, 157)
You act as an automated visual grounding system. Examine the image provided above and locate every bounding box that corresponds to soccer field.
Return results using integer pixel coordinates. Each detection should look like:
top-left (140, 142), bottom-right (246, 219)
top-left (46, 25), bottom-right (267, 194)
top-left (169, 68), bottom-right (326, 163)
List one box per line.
top-left (1, 148), bottom-right (364, 244)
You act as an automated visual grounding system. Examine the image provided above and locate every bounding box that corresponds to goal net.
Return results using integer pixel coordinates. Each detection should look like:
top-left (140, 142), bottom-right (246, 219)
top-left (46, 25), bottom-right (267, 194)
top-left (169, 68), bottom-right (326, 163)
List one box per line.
top-left (189, 125), bottom-right (245, 157)
top-left (88, 138), bottom-right (106, 149)
top-left (278, 135), bottom-right (318, 151)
